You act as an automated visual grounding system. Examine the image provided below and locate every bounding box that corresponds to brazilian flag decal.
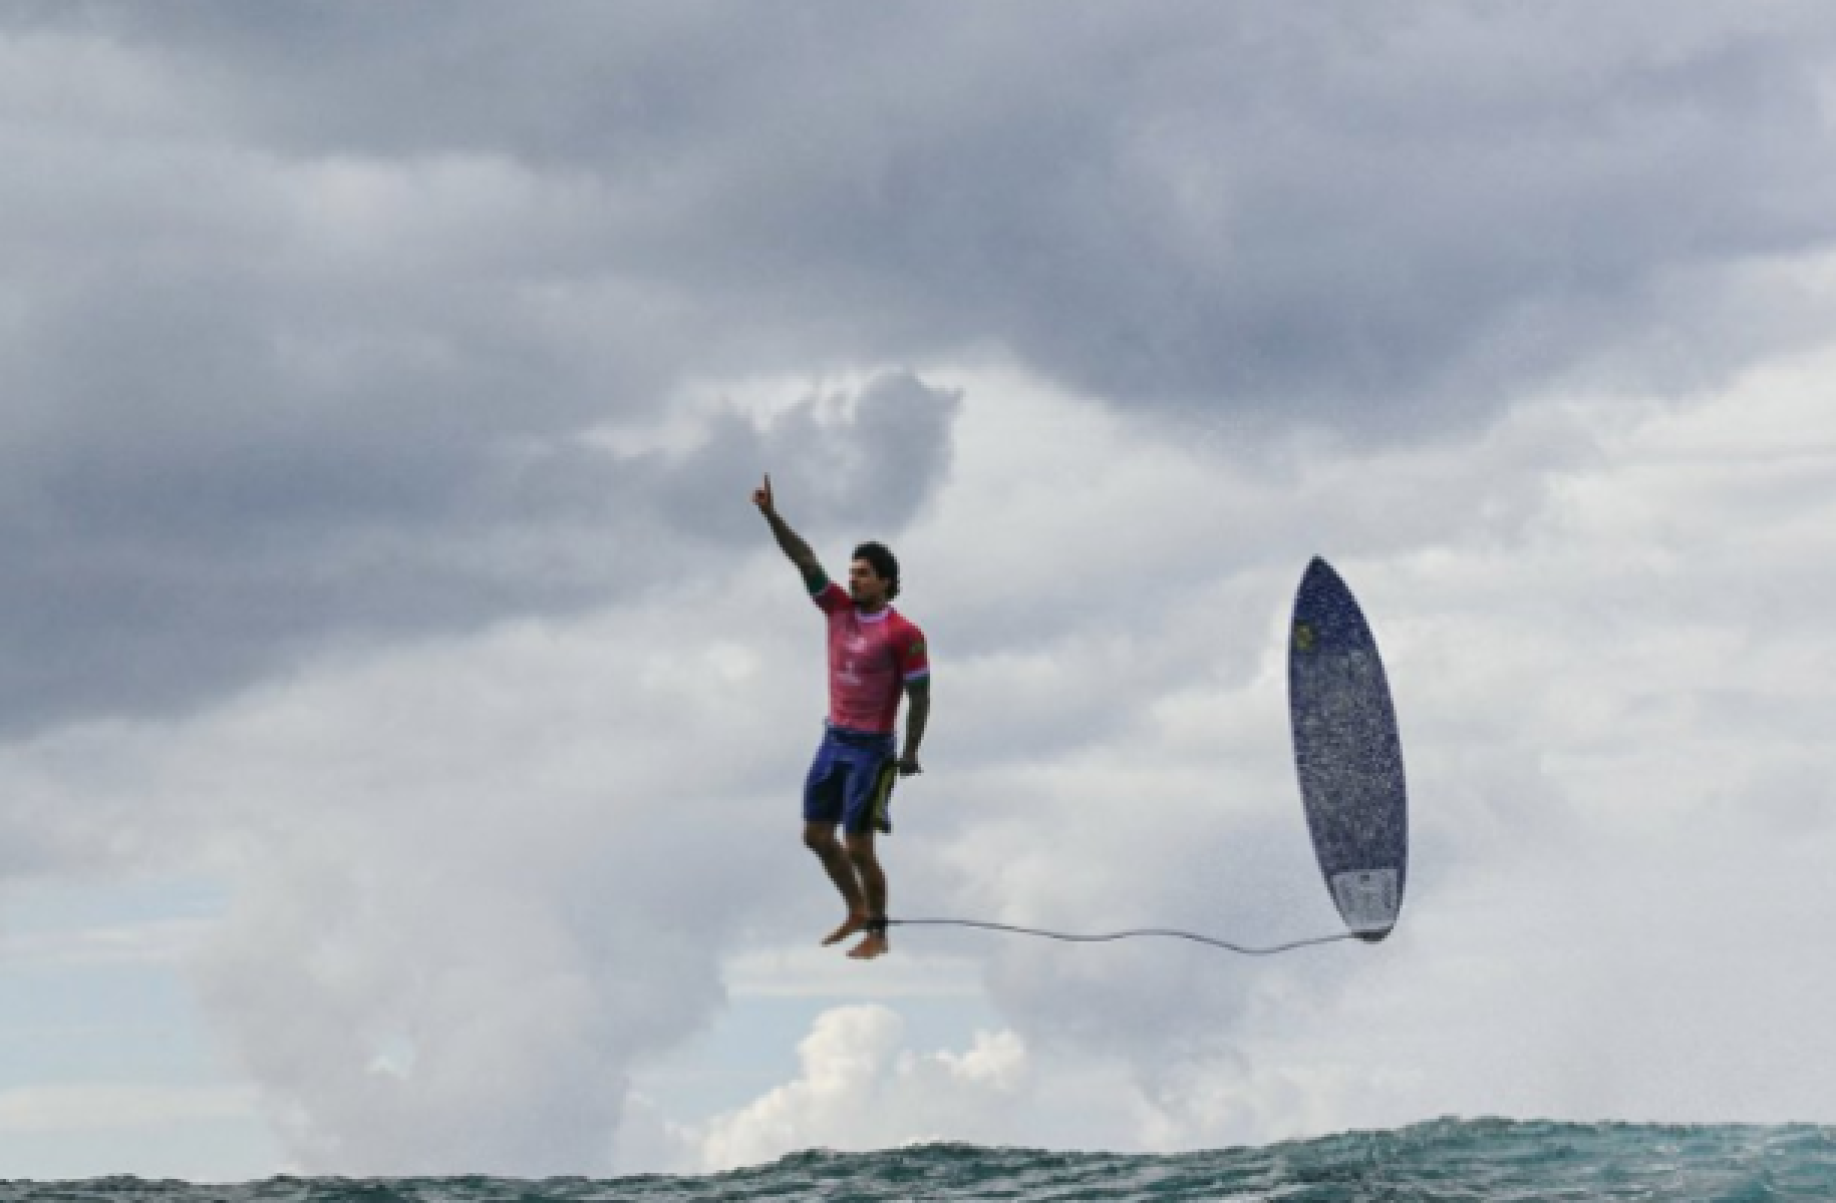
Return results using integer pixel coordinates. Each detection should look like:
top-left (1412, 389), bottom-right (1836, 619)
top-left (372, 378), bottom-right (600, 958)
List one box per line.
top-left (1293, 621), bottom-right (1316, 652)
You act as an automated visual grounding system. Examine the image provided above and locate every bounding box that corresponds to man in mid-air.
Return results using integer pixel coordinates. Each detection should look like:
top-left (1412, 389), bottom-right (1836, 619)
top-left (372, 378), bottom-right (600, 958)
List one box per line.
top-left (753, 474), bottom-right (931, 961)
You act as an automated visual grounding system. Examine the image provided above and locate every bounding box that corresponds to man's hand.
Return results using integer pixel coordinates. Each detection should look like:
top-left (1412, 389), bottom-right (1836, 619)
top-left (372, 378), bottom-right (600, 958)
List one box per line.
top-left (897, 754), bottom-right (923, 777)
top-left (757, 474), bottom-right (823, 580)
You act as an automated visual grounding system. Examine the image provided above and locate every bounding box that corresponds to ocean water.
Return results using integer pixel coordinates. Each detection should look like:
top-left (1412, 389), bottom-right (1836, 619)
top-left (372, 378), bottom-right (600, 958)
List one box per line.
top-left (5, 1119), bottom-right (1833, 1202)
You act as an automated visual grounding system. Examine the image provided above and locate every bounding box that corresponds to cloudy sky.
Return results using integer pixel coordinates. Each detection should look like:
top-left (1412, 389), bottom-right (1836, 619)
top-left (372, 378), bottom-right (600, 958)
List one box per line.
top-left (4, 0), bottom-right (1836, 1181)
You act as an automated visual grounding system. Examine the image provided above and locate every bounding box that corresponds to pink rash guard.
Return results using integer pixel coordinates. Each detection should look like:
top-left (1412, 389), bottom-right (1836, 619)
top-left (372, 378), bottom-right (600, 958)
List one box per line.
top-left (812, 580), bottom-right (930, 734)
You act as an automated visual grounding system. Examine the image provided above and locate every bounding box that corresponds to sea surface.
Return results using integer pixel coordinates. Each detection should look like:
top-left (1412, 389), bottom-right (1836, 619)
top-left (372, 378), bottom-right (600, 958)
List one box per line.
top-left (5, 1119), bottom-right (1833, 1202)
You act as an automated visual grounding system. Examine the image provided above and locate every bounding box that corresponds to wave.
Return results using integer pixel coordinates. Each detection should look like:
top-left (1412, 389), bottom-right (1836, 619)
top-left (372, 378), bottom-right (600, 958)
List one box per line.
top-left (5, 1119), bottom-right (1833, 1202)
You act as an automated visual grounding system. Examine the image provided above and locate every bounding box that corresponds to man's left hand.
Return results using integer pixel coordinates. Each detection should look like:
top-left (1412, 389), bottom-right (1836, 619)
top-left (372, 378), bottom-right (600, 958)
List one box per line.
top-left (897, 754), bottom-right (923, 777)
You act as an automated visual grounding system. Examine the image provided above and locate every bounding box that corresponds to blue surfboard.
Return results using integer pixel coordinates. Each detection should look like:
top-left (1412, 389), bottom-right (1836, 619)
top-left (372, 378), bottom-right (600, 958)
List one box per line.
top-left (1288, 557), bottom-right (1408, 941)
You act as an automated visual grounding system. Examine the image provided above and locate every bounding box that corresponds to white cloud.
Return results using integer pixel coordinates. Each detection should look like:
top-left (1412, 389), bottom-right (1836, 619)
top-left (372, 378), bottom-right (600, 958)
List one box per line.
top-left (0, 576), bottom-right (817, 1174)
top-left (0, 915), bottom-right (214, 971)
top-left (686, 1005), bottom-right (1031, 1172)
top-left (6, 332), bottom-right (1836, 1176)
top-left (0, 1083), bottom-right (258, 1133)
top-left (722, 946), bottom-right (985, 1001)
top-left (866, 341), bottom-right (1836, 1144)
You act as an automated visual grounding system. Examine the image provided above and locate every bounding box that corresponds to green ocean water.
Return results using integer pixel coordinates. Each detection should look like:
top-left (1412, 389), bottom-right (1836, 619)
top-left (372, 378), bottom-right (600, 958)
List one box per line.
top-left (5, 1119), bottom-right (1833, 1202)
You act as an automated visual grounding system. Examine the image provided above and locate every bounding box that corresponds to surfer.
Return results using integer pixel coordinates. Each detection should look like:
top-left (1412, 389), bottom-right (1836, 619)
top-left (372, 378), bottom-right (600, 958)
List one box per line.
top-left (753, 473), bottom-right (931, 961)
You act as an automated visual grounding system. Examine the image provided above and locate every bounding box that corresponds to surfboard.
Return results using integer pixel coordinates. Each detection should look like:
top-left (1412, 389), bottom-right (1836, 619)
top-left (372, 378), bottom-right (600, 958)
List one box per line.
top-left (1288, 557), bottom-right (1408, 941)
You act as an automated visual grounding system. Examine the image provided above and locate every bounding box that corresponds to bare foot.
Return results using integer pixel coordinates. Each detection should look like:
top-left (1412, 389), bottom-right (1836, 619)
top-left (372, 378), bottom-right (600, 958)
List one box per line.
top-left (847, 932), bottom-right (890, 960)
top-left (822, 914), bottom-right (869, 946)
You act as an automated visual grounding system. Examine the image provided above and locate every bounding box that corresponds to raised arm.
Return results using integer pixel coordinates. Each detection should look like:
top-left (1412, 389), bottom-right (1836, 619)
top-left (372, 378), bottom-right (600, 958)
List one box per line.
top-left (753, 474), bottom-right (827, 591)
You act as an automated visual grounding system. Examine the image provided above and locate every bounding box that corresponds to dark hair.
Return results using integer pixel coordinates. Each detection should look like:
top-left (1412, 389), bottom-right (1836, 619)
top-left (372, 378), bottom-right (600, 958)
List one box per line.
top-left (852, 541), bottom-right (901, 601)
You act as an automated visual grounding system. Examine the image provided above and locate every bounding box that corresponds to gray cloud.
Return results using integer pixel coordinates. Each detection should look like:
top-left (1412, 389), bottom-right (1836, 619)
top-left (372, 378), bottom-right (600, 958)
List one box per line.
top-left (8, 3), bottom-right (1836, 736)
top-left (0, 351), bottom-right (957, 735)
top-left (38, 3), bottom-right (1836, 414)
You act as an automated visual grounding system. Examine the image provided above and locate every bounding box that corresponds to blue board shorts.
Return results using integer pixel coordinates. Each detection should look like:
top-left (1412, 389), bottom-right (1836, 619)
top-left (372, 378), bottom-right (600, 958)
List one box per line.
top-left (803, 723), bottom-right (899, 835)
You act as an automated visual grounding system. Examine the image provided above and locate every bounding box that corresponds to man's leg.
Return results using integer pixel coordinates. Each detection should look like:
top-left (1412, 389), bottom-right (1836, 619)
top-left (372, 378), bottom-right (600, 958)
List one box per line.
top-left (805, 821), bottom-right (869, 945)
top-left (845, 831), bottom-right (889, 960)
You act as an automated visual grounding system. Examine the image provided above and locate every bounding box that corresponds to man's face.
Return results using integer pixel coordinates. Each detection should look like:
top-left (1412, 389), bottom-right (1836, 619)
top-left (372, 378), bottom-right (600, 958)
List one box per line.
top-left (849, 558), bottom-right (888, 606)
